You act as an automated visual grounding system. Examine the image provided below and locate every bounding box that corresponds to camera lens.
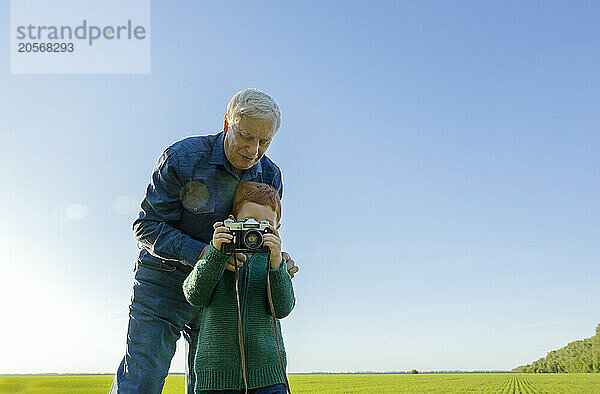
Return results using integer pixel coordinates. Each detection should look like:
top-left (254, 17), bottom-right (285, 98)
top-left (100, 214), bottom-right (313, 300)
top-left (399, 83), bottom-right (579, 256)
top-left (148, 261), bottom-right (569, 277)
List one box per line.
top-left (243, 229), bottom-right (263, 249)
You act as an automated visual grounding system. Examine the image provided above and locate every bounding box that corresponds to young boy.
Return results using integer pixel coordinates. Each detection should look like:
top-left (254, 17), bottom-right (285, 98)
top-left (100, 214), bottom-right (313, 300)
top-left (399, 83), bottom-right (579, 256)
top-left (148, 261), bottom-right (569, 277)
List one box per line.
top-left (183, 181), bottom-right (295, 394)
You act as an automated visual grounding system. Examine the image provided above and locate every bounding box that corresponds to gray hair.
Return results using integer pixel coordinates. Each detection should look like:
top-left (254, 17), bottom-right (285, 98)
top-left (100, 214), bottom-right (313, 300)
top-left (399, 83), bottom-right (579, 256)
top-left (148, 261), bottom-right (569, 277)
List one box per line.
top-left (226, 88), bottom-right (281, 131)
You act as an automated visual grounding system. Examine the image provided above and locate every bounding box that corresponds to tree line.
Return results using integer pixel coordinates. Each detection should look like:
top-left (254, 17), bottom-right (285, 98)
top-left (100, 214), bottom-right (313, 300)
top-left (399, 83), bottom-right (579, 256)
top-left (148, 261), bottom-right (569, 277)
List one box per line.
top-left (513, 323), bottom-right (600, 373)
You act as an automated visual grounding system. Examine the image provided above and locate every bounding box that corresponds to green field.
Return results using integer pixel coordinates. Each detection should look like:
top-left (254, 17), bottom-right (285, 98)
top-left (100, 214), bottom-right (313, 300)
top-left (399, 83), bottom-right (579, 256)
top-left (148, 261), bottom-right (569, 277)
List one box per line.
top-left (1, 373), bottom-right (600, 393)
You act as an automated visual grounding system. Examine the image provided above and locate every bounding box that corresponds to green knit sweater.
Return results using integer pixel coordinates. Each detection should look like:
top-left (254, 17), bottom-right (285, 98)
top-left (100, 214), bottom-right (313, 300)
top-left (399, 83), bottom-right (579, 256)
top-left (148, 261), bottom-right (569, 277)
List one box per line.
top-left (183, 244), bottom-right (295, 392)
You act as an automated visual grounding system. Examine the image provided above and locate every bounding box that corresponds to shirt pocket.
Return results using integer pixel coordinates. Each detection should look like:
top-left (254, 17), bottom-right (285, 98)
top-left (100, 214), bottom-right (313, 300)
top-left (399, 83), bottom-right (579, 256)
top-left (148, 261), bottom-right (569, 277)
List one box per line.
top-left (179, 179), bottom-right (217, 241)
top-left (180, 179), bottom-right (215, 214)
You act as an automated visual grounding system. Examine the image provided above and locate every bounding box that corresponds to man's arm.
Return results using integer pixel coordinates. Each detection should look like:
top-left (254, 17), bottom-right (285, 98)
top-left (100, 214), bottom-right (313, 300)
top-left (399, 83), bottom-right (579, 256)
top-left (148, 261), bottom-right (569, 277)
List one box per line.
top-left (267, 259), bottom-right (296, 318)
top-left (133, 148), bottom-right (206, 267)
top-left (282, 251), bottom-right (299, 278)
top-left (270, 167), bottom-right (299, 278)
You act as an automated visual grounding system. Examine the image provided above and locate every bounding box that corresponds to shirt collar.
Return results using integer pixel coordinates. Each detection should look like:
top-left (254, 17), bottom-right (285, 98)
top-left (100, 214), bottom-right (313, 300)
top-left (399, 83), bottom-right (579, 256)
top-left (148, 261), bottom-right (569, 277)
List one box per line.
top-left (209, 131), bottom-right (226, 165)
top-left (209, 131), bottom-right (263, 178)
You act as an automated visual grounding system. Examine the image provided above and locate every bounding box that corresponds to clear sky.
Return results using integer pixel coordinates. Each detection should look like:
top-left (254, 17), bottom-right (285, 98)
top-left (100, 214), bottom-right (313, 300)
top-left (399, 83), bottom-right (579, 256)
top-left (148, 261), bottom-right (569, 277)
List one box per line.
top-left (1, 1), bottom-right (598, 374)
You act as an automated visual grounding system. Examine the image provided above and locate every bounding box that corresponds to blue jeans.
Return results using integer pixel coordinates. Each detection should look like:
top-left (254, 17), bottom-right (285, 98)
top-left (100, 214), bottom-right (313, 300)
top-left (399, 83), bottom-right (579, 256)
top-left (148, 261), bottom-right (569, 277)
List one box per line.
top-left (110, 260), bottom-right (203, 393)
top-left (199, 383), bottom-right (287, 394)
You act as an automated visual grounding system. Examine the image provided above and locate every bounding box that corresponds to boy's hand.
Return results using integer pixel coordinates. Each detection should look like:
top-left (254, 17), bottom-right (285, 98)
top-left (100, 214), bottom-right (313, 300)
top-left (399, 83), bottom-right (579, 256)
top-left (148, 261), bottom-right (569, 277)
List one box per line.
top-left (263, 226), bottom-right (283, 270)
top-left (212, 221), bottom-right (232, 251)
top-left (226, 253), bottom-right (246, 271)
top-left (211, 221), bottom-right (246, 271)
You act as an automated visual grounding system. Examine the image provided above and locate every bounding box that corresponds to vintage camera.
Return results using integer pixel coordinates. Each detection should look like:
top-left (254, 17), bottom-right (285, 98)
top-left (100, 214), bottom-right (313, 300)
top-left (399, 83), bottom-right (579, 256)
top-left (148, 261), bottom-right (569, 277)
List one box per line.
top-left (221, 218), bottom-right (273, 254)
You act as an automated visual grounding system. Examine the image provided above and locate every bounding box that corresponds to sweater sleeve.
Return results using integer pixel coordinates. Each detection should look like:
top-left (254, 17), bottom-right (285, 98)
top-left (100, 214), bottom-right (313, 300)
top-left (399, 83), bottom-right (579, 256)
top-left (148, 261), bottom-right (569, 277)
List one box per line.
top-left (183, 244), bottom-right (231, 307)
top-left (267, 258), bottom-right (296, 319)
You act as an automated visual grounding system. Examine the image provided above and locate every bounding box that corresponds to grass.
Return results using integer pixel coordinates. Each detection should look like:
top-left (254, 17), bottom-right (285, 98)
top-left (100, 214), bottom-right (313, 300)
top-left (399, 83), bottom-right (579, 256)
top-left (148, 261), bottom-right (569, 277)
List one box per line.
top-left (1, 373), bottom-right (599, 393)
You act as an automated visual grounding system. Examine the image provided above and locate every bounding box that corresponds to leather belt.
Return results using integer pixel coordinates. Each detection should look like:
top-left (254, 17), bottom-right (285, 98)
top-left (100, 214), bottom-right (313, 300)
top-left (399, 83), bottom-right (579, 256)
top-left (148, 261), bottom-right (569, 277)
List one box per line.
top-left (169, 260), bottom-right (193, 274)
top-left (136, 252), bottom-right (194, 275)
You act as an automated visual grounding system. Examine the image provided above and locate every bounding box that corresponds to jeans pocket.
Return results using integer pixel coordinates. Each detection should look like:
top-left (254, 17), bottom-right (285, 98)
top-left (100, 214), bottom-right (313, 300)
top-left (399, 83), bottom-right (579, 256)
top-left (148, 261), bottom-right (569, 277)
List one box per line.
top-left (256, 383), bottom-right (287, 394)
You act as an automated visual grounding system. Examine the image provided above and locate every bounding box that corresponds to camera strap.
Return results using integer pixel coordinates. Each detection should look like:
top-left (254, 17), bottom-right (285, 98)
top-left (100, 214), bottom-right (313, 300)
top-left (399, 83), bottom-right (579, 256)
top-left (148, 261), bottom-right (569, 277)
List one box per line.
top-left (233, 250), bottom-right (248, 394)
top-left (266, 251), bottom-right (292, 394)
top-left (232, 249), bottom-right (292, 394)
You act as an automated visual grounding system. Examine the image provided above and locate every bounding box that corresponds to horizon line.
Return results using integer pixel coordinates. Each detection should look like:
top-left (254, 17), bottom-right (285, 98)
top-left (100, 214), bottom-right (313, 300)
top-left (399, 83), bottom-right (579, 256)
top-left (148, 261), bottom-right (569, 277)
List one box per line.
top-left (0, 370), bottom-right (515, 376)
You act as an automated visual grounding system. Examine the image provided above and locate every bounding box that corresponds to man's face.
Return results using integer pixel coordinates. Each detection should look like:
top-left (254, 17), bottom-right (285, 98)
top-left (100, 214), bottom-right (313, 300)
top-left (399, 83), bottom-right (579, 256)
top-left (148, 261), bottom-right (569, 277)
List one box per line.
top-left (223, 116), bottom-right (277, 174)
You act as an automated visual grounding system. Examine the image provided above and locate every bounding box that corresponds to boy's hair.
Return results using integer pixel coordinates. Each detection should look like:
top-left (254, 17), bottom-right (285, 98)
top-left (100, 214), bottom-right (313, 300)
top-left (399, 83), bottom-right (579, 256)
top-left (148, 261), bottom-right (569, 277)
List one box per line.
top-left (233, 181), bottom-right (281, 223)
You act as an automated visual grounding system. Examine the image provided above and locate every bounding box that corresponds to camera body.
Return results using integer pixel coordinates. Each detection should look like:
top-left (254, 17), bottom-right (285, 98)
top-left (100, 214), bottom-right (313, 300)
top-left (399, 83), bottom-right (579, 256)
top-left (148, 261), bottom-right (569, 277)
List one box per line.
top-left (221, 218), bottom-right (273, 254)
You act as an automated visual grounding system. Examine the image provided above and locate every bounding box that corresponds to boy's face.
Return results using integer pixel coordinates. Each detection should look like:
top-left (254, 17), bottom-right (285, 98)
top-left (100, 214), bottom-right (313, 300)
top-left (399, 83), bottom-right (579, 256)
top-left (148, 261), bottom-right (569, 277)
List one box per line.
top-left (235, 201), bottom-right (280, 229)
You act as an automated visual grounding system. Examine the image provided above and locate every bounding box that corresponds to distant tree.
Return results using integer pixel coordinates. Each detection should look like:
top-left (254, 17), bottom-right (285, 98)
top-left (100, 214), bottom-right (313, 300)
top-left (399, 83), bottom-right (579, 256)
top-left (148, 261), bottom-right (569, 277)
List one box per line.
top-left (513, 322), bottom-right (600, 373)
top-left (410, 369), bottom-right (419, 374)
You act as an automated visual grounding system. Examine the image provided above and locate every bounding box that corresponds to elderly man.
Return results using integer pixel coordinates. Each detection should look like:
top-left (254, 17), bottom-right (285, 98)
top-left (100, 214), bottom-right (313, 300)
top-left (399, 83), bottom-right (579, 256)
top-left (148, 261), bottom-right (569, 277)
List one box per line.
top-left (110, 89), bottom-right (298, 393)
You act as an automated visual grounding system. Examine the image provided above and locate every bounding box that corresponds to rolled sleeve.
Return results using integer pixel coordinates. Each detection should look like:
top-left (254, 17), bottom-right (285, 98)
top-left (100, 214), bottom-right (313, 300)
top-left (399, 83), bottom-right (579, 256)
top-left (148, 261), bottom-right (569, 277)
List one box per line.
top-left (179, 237), bottom-right (206, 267)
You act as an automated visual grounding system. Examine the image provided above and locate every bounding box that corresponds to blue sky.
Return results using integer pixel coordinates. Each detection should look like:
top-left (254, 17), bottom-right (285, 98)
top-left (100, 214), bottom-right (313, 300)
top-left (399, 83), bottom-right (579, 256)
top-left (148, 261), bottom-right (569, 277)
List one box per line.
top-left (0, 1), bottom-right (598, 374)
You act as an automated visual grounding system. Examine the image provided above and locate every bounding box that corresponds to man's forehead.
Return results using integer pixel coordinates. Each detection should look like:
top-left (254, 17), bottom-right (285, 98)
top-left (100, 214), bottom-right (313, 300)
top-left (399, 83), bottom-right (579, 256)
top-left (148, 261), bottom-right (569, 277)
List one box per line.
top-left (236, 117), bottom-right (277, 136)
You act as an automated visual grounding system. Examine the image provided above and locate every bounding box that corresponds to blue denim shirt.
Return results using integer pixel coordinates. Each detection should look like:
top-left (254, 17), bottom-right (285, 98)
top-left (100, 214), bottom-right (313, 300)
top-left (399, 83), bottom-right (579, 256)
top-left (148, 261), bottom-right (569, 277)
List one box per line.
top-left (134, 131), bottom-right (283, 269)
